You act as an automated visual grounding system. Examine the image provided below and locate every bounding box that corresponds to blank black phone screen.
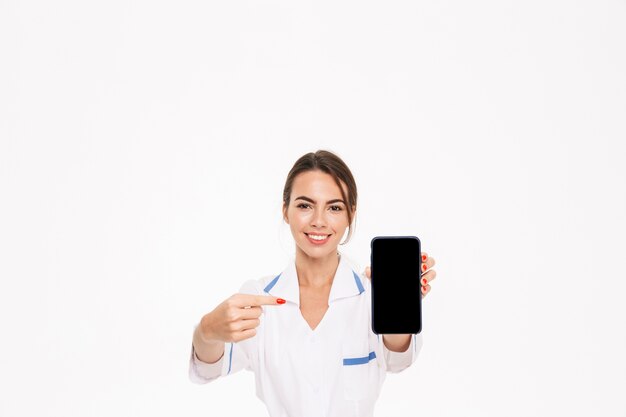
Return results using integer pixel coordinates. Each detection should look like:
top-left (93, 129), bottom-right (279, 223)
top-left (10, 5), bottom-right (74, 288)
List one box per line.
top-left (371, 236), bottom-right (422, 334)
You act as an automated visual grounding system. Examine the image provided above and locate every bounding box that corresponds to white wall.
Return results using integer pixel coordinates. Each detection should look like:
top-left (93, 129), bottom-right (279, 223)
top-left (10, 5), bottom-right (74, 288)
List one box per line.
top-left (1, 0), bottom-right (625, 416)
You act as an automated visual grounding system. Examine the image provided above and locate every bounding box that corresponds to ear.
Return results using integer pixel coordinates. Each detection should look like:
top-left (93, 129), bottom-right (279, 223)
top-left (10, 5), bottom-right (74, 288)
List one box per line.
top-left (282, 203), bottom-right (289, 224)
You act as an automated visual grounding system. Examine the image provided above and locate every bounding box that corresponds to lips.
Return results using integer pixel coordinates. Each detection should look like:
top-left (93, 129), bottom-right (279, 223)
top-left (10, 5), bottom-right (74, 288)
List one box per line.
top-left (305, 233), bottom-right (331, 245)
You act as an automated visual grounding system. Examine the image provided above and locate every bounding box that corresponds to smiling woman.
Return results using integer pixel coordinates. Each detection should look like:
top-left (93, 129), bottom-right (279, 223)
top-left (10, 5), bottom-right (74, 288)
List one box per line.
top-left (281, 150), bottom-right (358, 247)
top-left (189, 150), bottom-right (436, 417)
top-left (283, 170), bottom-right (352, 264)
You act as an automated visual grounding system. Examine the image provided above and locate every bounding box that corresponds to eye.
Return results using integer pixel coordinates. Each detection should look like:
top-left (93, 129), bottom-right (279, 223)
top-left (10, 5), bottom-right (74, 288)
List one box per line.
top-left (296, 203), bottom-right (311, 209)
top-left (329, 205), bottom-right (343, 212)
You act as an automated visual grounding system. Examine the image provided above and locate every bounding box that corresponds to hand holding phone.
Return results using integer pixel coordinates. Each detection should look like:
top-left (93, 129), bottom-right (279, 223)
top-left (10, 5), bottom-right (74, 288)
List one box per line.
top-left (371, 236), bottom-right (422, 334)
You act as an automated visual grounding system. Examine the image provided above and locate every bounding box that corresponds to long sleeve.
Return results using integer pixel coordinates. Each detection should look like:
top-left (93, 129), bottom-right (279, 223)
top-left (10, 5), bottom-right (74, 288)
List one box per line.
top-left (382, 333), bottom-right (423, 373)
top-left (188, 326), bottom-right (255, 384)
top-left (188, 279), bottom-right (261, 384)
top-left (188, 338), bottom-right (225, 383)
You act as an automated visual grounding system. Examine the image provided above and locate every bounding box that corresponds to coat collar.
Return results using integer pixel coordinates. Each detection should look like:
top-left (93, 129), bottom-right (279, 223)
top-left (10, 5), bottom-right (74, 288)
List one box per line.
top-left (263, 253), bottom-right (365, 306)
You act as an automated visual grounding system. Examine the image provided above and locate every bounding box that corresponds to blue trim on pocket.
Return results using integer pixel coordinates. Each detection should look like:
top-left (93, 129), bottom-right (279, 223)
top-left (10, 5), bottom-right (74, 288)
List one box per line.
top-left (352, 271), bottom-right (365, 294)
top-left (343, 351), bottom-right (376, 366)
top-left (227, 343), bottom-right (233, 374)
top-left (263, 274), bottom-right (281, 293)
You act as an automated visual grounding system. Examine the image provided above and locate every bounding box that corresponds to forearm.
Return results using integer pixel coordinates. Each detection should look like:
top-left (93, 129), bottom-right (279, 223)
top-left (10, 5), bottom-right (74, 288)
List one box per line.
top-left (192, 316), bottom-right (225, 364)
top-left (382, 334), bottom-right (411, 352)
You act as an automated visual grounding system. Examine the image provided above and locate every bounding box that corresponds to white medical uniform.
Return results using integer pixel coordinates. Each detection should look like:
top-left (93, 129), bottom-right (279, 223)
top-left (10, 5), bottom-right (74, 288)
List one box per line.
top-left (189, 253), bottom-right (423, 417)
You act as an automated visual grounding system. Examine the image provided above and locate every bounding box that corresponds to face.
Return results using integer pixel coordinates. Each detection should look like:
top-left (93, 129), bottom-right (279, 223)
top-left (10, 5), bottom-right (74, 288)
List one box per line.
top-left (283, 170), bottom-right (354, 262)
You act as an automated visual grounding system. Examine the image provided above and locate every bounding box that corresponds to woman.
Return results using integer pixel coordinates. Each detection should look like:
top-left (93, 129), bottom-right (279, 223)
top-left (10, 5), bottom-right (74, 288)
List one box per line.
top-left (189, 150), bottom-right (436, 417)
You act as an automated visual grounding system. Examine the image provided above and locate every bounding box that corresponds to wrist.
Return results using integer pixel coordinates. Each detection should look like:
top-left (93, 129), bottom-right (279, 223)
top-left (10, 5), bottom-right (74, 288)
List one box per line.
top-left (382, 334), bottom-right (412, 352)
top-left (198, 313), bottom-right (220, 344)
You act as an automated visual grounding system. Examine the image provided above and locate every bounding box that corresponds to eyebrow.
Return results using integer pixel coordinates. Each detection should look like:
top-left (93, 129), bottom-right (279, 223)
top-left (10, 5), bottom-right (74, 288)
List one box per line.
top-left (294, 196), bottom-right (346, 205)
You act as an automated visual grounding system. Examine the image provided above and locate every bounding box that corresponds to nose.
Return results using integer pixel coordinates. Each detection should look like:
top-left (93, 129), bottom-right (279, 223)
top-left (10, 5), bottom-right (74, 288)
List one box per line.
top-left (310, 206), bottom-right (327, 228)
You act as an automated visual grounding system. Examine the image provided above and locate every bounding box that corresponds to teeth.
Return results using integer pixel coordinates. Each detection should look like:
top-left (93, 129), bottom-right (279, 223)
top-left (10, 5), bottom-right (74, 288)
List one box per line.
top-left (308, 234), bottom-right (328, 241)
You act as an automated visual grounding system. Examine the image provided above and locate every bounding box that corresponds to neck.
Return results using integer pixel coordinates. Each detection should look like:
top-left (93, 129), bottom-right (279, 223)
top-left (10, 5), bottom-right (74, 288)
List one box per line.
top-left (294, 248), bottom-right (340, 288)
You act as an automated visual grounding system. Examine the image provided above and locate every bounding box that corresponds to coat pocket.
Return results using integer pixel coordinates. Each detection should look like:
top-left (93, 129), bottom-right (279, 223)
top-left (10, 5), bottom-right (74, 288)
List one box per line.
top-left (342, 348), bottom-right (378, 401)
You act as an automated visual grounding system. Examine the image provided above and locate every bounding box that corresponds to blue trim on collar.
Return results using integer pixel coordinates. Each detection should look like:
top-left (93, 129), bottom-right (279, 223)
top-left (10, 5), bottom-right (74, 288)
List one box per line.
top-left (352, 271), bottom-right (365, 294)
top-left (263, 274), bottom-right (281, 293)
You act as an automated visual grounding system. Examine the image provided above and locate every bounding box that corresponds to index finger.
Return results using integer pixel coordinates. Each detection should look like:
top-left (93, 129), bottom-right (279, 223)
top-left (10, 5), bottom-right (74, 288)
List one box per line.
top-left (233, 294), bottom-right (285, 307)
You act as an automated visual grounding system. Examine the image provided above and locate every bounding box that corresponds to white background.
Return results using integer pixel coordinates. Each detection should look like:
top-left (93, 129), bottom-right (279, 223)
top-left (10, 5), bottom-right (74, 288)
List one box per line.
top-left (1, 0), bottom-right (625, 416)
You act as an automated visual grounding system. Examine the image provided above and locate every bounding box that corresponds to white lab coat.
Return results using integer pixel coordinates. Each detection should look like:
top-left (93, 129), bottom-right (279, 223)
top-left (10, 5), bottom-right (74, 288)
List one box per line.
top-left (189, 253), bottom-right (422, 417)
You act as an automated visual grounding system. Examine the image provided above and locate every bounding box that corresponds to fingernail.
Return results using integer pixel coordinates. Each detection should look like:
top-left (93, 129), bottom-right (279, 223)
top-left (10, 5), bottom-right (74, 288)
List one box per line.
top-left (276, 298), bottom-right (286, 304)
top-left (422, 278), bottom-right (428, 285)
top-left (421, 254), bottom-right (427, 262)
top-left (422, 264), bottom-right (427, 271)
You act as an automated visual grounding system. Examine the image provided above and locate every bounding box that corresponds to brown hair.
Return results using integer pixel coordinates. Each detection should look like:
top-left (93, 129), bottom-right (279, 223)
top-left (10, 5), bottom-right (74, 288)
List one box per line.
top-left (282, 150), bottom-right (358, 244)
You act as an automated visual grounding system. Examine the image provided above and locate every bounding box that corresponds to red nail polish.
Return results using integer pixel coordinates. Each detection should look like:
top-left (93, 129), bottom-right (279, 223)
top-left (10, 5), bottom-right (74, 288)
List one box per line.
top-left (277, 298), bottom-right (286, 304)
top-left (422, 278), bottom-right (428, 285)
top-left (422, 264), bottom-right (427, 271)
top-left (422, 254), bottom-right (427, 261)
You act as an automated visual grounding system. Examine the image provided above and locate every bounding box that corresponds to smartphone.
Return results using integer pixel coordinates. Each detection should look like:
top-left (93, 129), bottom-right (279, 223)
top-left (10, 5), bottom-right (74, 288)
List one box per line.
top-left (371, 236), bottom-right (422, 334)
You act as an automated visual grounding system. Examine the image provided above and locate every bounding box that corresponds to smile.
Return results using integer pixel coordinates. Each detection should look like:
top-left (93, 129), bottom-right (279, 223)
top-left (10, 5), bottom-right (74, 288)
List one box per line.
top-left (305, 233), bottom-right (331, 244)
